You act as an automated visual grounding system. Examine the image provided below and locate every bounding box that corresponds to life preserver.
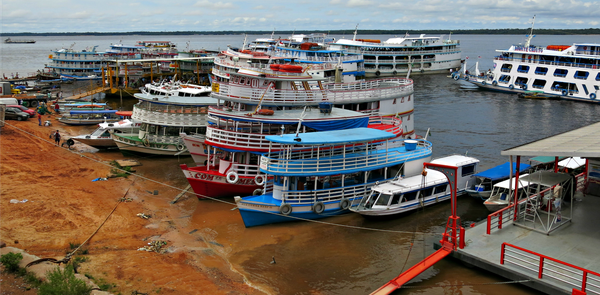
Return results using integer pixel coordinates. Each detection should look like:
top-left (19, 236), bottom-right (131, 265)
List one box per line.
top-left (279, 204), bottom-right (292, 215)
top-left (255, 174), bottom-right (266, 186)
top-left (339, 198), bottom-right (351, 210)
top-left (226, 171), bottom-right (239, 184)
top-left (591, 93), bottom-right (597, 100)
top-left (176, 144), bottom-right (185, 151)
top-left (492, 80), bottom-right (498, 86)
top-left (522, 84), bottom-right (528, 90)
top-left (482, 81), bottom-right (487, 86)
top-left (375, 71), bottom-right (381, 76)
top-left (392, 70), bottom-right (397, 75)
top-left (143, 137), bottom-right (150, 146)
top-left (562, 90), bottom-right (568, 96)
top-left (453, 74), bottom-right (459, 81)
top-left (252, 188), bottom-right (263, 196)
top-left (509, 84), bottom-right (514, 90)
top-left (312, 201), bottom-right (325, 214)
top-left (420, 69), bottom-right (425, 73)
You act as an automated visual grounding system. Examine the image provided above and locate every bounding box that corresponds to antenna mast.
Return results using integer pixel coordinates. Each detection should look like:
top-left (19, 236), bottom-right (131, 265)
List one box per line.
top-left (524, 15), bottom-right (536, 47)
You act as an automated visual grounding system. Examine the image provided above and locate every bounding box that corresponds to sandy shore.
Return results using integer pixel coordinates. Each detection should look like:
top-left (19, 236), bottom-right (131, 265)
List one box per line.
top-left (0, 115), bottom-right (263, 294)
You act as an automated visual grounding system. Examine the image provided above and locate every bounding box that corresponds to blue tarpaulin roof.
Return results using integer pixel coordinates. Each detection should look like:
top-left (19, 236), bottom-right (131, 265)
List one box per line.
top-left (474, 162), bottom-right (531, 181)
top-left (265, 127), bottom-right (394, 145)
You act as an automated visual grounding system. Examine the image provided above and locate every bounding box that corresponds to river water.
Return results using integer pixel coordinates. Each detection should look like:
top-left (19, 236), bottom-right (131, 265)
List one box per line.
top-left (3, 34), bottom-right (600, 294)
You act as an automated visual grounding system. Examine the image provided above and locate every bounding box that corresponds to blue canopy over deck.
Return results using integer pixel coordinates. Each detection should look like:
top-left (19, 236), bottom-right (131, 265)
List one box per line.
top-left (474, 162), bottom-right (531, 181)
top-left (69, 110), bottom-right (118, 115)
top-left (264, 127), bottom-right (395, 145)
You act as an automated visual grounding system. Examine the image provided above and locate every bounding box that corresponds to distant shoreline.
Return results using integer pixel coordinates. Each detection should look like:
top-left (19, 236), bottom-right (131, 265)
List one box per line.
top-left (2, 28), bottom-right (600, 36)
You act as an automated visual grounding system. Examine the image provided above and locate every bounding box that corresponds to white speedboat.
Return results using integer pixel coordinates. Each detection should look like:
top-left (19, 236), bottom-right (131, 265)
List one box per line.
top-left (72, 119), bottom-right (140, 148)
top-left (352, 155), bottom-right (479, 217)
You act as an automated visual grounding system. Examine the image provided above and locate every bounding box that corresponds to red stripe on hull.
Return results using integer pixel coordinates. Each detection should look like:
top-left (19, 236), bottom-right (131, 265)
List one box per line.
top-left (186, 177), bottom-right (261, 199)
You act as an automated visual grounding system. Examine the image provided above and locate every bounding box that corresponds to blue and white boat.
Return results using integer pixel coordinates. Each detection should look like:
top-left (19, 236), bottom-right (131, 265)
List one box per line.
top-left (351, 155), bottom-right (479, 217)
top-left (465, 162), bottom-right (531, 199)
top-left (234, 128), bottom-right (432, 227)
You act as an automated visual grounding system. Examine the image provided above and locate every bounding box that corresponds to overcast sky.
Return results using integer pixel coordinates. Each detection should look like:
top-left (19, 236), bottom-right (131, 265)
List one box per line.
top-left (2, 0), bottom-right (599, 33)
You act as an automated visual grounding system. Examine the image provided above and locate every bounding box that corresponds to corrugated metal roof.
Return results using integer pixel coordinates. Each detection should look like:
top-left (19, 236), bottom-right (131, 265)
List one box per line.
top-left (501, 121), bottom-right (600, 157)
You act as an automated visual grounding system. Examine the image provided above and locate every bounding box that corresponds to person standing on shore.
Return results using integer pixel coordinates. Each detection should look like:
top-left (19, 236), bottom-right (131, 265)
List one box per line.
top-left (37, 112), bottom-right (42, 126)
top-left (53, 130), bottom-right (61, 146)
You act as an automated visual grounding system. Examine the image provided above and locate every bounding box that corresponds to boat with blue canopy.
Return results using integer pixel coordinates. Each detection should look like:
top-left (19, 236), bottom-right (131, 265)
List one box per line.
top-left (234, 127), bottom-right (432, 227)
top-left (465, 162), bottom-right (531, 199)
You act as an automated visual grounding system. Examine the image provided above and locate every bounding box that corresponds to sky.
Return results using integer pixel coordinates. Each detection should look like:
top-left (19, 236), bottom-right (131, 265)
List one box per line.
top-left (2, 0), bottom-right (599, 33)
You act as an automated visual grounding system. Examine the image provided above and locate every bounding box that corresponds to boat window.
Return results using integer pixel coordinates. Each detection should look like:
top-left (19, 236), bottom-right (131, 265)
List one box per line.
top-left (582, 84), bottom-right (589, 95)
top-left (421, 187), bottom-right (434, 197)
top-left (391, 193), bottom-right (402, 205)
top-left (574, 71), bottom-right (589, 80)
top-left (517, 65), bottom-right (529, 73)
top-left (404, 191), bottom-right (418, 201)
top-left (553, 68), bottom-right (568, 77)
top-left (375, 193), bottom-right (392, 206)
top-left (499, 75), bottom-right (511, 83)
top-left (101, 131), bottom-right (110, 137)
top-left (148, 124), bottom-right (156, 134)
top-left (515, 77), bottom-right (528, 87)
top-left (532, 79), bottom-right (547, 89)
top-left (434, 185), bottom-right (447, 194)
top-left (596, 73), bottom-right (600, 81)
top-left (500, 64), bottom-right (512, 73)
top-left (461, 164), bottom-right (477, 177)
top-left (165, 126), bottom-right (180, 136)
top-left (534, 67), bottom-right (548, 75)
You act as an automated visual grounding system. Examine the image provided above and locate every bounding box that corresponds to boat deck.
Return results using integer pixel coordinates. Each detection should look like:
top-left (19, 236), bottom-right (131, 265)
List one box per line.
top-left (448, 192), bottom-right (600, 294)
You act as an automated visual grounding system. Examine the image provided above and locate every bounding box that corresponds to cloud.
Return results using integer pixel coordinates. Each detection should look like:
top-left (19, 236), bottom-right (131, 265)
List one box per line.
top-left (193, 0), bottom-right (235, 9)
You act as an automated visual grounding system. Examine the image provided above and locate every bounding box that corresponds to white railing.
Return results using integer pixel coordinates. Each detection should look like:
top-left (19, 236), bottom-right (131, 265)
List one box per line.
top-left (343, 47), bottom-right (460, 56)
top-left (260, 140), bottom-right (432, 175)
top-left (494, 56), bottom-right (600, 70)
top-left (133, 107), bottom-right (207, 127)
top-left (368, 116), bottom-right (402, 134)
top-left (212, 78), bottom-right (414, 106)
top-left (271, 52), bottom-right (362, 63)
top-left (230, 162), bottom-right (261, 177)
top-left (214, 56), bottom-right (337, 74)
top-left (282, 183), bottom-right (373, 204)
top-left (205, 127), bottom-right (283, 151)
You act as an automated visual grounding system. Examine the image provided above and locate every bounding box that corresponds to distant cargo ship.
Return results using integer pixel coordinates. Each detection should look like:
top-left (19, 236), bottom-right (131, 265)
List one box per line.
top-left (5, 38), bottom-right (36, 44)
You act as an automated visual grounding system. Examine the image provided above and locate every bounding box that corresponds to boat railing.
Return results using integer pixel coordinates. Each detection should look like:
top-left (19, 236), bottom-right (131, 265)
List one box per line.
top-left (271, 53), bottom-right (362, 63)
top-left (214, 56), bottom-right (336, 73)
top-left (501, 243), bottom-right (600, 295)
top-left (231, 162), bottom-right (261, 177)
top-left (260, 140), bottom-right (432, 175)
top-left (212, 78), bottom-right (414, 105)
top-left (147, 134), bottom-right (182, 145)
top-left (132, 106), bottom-right (208, 126)
top-left (205, 126), bottom-right (283, 151)
top-left (343, 47), bottom-right (459, 56)
top-left (282, 182), bottom-right (373, 204)
top-left (493, 56), bottom-right (600, 70)
top-left (368, 115), bottom-right (403, 135)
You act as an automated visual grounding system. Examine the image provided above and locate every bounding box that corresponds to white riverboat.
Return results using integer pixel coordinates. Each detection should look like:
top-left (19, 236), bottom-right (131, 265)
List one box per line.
top-left (329, 28), bottom-right (461, 77)
top-left (72, 119), bottom-right (140, 148)
top-left (112, 91), bottom-right (217, 156)
top-left (46, 45), bottom-right (106, 78)
top-left (351, 155), bottom-right (479, 217)
top-left (234, 128), bottom-right (433, 227)
top-left (456, 16), bottom-right (600, 103)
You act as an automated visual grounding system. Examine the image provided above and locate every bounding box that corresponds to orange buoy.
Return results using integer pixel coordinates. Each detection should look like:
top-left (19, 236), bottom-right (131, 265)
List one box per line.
top-left (279, 64), bottom-right (303, 73)
top-left (257, 109), bottom-right (274, 115)
top-left (115, 111), bottom-right (133, 117)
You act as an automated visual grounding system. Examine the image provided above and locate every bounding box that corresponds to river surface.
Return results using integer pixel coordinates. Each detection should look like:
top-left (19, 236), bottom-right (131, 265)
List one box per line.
top-left (3, 33), bottom-right (600, 294)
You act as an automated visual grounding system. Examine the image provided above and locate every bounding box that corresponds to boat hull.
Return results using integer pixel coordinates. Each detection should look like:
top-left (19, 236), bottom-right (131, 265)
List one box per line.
top-left (465, 189), bottom-right (492, 200)
top-left (113, 138), bottom-right (189, 156)
top-left (181, 165), bottom-right (261, 199)
top-left (72, 137), bottom-right (116, 148)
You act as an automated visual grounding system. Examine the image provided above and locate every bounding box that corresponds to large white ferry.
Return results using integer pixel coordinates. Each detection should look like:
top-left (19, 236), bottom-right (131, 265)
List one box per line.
top-left (329, 28), bottom-right (461, 77)
top-left (457, 17), bottom-right (600, 103)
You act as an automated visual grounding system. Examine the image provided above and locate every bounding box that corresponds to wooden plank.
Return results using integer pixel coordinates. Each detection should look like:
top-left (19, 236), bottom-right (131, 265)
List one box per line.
top-left (115, 159), bottom-right (142, 167)
top-left (170, 185), bottom-right (192, 204)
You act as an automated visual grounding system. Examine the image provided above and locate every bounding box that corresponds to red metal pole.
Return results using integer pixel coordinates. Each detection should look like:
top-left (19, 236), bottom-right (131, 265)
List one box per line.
top-left (500, 243), bottom-right (506, 264)
top-left (554, 156), bottom-right (559, 173)
top-left (539, 257), bottom-right (544, 279)
top-left (513, 156), bottom-right (521, 221)
top-left (582, 272), bottom-right (588, 293)
top-left (487, 215), bottom-right (491, 235)
top-left (459, 226), bottom-right (465, 249)
top-left (499, 211), bottom-right (503, 229)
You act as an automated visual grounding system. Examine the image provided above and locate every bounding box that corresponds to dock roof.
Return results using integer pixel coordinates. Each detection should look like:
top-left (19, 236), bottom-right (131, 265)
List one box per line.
top-left (501, 121), bottom-right (600, 158)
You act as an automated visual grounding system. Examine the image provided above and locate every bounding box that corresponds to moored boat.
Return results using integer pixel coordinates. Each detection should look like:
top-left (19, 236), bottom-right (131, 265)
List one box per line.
top-left (455, 16), bottom-right (600, 103)
top-left (72, 119), bottom-right (141, 148)
top-left (234, 128), bottom-right (433, 227)
top-left (351, 155), bottom-right (479, 217)
top-left (465, 162), bottom-right (531, 199)
top-left (58, 110), bottom-right (122, 126)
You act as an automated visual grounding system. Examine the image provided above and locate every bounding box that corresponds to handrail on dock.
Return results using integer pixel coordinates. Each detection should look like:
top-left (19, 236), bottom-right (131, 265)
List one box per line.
top-left (501, 243), bottom-right (600, 295)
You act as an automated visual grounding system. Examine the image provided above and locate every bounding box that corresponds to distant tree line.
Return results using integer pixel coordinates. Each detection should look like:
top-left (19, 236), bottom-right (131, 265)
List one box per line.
top-left (3, 28), bottom-right (600, 36)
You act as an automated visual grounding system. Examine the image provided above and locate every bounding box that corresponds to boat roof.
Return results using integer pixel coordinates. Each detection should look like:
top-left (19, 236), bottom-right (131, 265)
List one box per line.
top-left (558, 157), bottom-right (585, 169)
top-left (133, 93), bottom-right (219, 105)
top-left (264, 127), bottom-right (394, 145)
top-left (69, 110), bottom-right (117, 114)
top-left (374, 170), bottom-right (448, 193)
top-left (529, 156), bottom-right (566, 164)
top-left (474, 162), bottom-right (531, 181)
top-left (430, 154), bottom-right (479, 167)
top-left (209, 106), bottom-right (368, 123)
top-left (520, 171), bottom-right (572, 188)
top-left (493, 174), bottom-right (531, 189)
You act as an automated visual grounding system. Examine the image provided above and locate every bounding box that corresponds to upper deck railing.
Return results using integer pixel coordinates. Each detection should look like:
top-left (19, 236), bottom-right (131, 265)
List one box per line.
top-left (214, 56), bottom-right (336, 74)
top-left (132, 104), bottom-right (208, 127)
top-left (494, 56), bottom-right (600, 70)
top-left (340, 46), bottom-right (460, 56)
top-left (205, 115), bottom-right (402, 151)
top-left (211, 78), bottom-right (414, 106)
top-left (260, 139), bottom-right (432, 175)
